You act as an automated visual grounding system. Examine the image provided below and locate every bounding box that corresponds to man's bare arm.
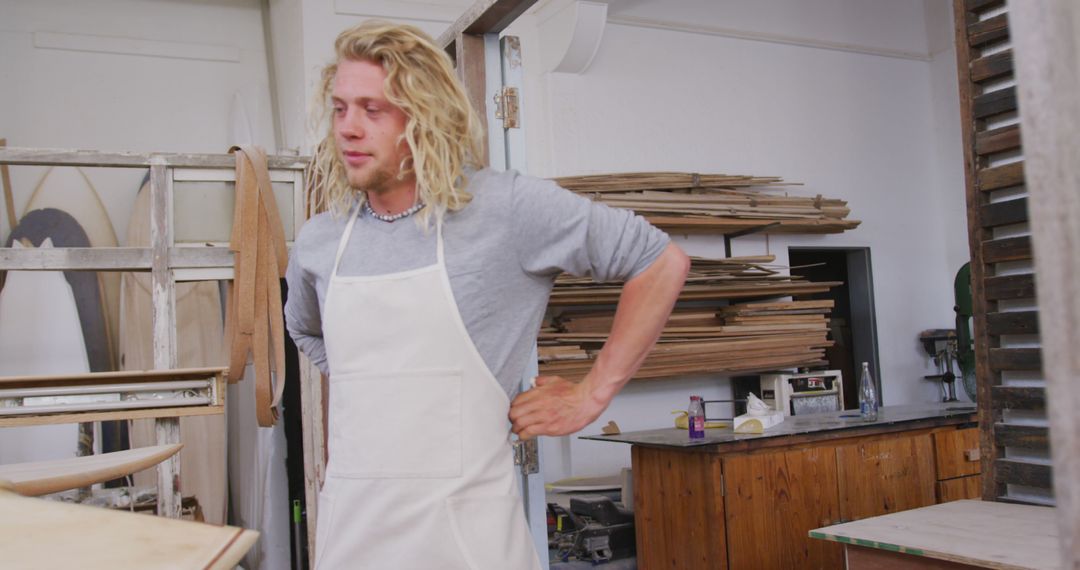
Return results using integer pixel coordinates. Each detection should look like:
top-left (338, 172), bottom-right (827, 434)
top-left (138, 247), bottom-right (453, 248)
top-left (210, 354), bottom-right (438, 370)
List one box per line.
top-left (509, 242), bottom-right (690, 438)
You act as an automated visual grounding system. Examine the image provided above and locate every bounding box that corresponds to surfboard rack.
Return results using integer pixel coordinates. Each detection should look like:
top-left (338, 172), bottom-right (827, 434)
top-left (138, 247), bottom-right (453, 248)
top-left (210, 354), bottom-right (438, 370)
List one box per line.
top-left (0, 367), bottom-right (225, 426)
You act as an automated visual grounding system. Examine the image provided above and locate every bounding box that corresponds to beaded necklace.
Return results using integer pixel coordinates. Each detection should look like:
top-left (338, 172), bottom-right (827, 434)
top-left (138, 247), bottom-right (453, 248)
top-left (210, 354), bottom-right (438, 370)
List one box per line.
top-left (363, 199), bottom-right (424, 223)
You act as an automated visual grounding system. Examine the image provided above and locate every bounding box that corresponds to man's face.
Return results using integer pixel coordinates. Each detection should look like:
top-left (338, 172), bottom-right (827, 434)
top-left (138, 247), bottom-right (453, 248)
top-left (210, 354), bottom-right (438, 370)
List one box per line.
top-left (331, 59), bottom-right (412, 194)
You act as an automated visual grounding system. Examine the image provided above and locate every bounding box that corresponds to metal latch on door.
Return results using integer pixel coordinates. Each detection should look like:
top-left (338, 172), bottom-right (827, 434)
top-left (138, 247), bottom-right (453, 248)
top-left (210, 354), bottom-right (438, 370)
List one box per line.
top-left (493, 86), bottom-right (519, 129)
top-left (513, 438), bottom-right (539, 475)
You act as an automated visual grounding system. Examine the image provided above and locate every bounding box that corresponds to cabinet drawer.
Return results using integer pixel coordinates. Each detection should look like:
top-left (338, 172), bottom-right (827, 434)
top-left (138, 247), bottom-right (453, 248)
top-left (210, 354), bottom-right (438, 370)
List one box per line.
top-left (933, 428), bottom-right (981, 480)
top-left (937, 474), bottom-right (982, 503)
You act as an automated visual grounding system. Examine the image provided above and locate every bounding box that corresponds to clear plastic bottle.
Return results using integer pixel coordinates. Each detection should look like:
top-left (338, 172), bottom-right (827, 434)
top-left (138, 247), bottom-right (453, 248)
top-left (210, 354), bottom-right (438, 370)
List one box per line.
top-left (858, 362), bottom-right (879, 422)
top-left (688, 395), bottom-right (705, 440)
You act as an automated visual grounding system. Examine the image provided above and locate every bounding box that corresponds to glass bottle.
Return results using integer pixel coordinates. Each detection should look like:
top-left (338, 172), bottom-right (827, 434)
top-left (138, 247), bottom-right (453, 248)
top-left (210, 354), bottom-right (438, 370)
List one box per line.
top-left (859, 362), bottom-right (879, 422)
top-left (688, 395), bottom-right (705, 440)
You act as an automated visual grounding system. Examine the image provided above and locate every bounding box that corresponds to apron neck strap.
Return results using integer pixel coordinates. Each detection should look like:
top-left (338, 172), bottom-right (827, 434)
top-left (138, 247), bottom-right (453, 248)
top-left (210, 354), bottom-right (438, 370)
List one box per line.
top-left (330, 202), bottom-right (446, 277)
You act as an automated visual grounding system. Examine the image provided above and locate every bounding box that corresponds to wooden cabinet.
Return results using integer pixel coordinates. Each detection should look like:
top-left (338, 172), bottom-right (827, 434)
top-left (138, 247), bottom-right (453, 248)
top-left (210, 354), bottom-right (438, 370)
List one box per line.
top-left (932, 427), bottom-right (983, 502)
top-left (724, 447), bottom-right (844, 570)
top-left (835, 433), bottom-right (937, 521)
top-left (627, 418), bottom-right (977, 570)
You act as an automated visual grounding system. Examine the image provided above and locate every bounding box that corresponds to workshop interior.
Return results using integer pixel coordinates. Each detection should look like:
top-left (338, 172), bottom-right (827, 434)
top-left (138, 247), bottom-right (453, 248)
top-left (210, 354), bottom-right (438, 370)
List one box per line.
top-left (0, 0), bottom-right (1076, 569)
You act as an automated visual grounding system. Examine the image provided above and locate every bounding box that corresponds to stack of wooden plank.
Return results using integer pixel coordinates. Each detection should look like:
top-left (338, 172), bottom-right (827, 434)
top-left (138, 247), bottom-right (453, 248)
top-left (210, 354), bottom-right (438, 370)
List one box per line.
top-left (549, 255), bottom-right (842, 305)
top-left (538, 300), bottom-right (834, 381)
top-left (552, 172), bottom-right (860, 235)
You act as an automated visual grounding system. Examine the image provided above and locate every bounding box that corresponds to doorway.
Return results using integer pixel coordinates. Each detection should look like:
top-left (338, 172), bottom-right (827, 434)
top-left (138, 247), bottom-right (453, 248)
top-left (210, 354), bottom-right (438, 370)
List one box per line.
top-left (789, 247), bottom-right (881, 407)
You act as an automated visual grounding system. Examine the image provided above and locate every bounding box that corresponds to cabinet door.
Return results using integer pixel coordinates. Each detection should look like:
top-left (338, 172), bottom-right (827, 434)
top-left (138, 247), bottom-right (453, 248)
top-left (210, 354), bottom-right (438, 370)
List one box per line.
top-left (836, 433), bottom-right (937, 521)
top-left (933, 427), bottom-right (981, 480)
top-left (937, 474), bottom-right (983, 503)
top-left (724, 447), bottom-right (844, 570)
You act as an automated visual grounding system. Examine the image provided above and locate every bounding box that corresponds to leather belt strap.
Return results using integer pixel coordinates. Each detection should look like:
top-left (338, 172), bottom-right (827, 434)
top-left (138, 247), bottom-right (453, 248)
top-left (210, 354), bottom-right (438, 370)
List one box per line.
top-left (225, 145), bottom-right (288, 427)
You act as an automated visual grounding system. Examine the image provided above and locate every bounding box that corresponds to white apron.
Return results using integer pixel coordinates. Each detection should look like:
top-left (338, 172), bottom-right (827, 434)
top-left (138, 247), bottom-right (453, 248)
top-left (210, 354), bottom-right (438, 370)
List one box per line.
top-left (314, 205), bottom-right (541, 570)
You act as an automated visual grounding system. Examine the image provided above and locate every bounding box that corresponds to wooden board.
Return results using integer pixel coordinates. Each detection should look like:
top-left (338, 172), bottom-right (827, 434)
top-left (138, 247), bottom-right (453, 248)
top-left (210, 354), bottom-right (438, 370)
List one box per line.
top-left (0, 486), bottom-right (257, 569)
top-left (937, 475), bottom-right (982, 504)
top-left (724, 446), bottom-right (844, 570)
top-left (836, 434), bottom-right (937, 522)
top-left (0, 443), bottom-right (181, 496)
top-left (632, 446), bottom-right (726, 570)
top-left (933, 428), bottom-right (981, 480)
top-left (809, 500), bottom-right (1058, 570)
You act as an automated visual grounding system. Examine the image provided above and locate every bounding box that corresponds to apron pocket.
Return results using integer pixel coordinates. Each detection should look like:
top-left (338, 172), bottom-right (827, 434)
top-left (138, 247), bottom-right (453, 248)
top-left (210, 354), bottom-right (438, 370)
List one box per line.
top-left (446, 495), bottom-right (539, 570)
top-left (327, 368), bottom-right (463, 478)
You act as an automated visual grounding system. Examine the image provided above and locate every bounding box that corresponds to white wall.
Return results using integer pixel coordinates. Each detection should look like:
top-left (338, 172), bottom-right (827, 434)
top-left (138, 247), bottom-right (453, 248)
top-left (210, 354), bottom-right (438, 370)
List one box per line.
top-left (507, 0), bottom-right (970, 478)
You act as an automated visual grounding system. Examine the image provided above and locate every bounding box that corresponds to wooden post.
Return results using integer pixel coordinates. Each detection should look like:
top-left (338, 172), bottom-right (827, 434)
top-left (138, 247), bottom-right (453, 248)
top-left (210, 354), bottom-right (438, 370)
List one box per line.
top-left (456, 32), bottom-right (490, 167)
top-left (1009, 2), bottom-right (1080, 567)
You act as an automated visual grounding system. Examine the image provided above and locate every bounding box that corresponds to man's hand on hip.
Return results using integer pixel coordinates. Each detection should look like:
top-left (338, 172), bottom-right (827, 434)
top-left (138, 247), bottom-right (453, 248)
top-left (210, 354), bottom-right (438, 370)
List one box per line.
top-left (509, 375), bottom-right (608, 439)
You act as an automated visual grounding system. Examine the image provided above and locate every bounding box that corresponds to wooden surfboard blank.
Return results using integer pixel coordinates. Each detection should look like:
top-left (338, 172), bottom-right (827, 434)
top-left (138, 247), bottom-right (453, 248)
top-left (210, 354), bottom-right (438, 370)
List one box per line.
top-left (0, 487), bottom-right (257, 569)
top-left (0, 443), bottom-right (182, 496)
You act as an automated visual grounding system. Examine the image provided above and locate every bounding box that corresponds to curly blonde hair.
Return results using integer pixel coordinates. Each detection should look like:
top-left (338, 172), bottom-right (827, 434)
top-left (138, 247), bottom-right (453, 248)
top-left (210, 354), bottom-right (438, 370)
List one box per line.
top-left (307, 20), bottom-right (485, 224)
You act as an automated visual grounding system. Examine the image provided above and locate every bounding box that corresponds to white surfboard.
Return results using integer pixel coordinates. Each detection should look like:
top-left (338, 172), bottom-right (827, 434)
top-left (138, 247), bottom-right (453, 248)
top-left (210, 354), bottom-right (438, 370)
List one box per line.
top-left (0, 239), bottom-right (86, 464)
top-left (0, 443), bottom-right (182, 497)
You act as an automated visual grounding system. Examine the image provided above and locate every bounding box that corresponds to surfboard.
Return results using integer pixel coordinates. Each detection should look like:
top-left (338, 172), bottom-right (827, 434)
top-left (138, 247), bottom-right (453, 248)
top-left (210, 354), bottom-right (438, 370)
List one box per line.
top-left (23, 167), bottom-right (119, 371)
top-left (0, 211), bottom-right (100, 465)
top-left (121, 176), bottom-right (228, 524)
top-left (0, 443), bottom-right (182, 497)
top-left (0, 486), bottom-right (258, 569)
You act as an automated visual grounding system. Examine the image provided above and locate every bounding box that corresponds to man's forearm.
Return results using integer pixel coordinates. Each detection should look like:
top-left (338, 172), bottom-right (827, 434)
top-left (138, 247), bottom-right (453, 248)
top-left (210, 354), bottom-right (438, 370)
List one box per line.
top-left (584, 242), bottom-right (690, 404)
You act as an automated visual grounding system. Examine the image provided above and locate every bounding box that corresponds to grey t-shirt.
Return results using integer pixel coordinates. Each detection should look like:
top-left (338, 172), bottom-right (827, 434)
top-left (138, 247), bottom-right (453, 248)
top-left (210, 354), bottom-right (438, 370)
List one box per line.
top-left (284, 168), bottom-right (669, 400)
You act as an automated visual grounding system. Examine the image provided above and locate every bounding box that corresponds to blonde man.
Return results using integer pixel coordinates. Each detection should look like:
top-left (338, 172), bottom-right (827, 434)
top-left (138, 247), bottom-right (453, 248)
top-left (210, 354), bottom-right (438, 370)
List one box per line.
top-left (285, 20), bottom-right (689, 569)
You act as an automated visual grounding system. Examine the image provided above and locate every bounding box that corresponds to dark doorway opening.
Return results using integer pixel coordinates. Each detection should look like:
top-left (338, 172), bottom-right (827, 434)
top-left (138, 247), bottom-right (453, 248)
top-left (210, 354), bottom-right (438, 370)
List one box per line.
top-left (789, 248), bottom-right (881, 408)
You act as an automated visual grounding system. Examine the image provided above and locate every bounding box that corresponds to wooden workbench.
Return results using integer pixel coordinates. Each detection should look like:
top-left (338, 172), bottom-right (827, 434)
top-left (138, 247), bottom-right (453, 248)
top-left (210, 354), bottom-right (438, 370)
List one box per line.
top-left (810, 500), bottom-right (1058, 569)
top-left (582, 403), bottom-right (980, 569)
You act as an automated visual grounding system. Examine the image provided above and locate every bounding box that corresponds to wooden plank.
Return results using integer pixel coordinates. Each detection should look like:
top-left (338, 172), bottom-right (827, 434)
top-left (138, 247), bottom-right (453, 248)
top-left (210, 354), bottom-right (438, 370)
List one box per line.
top-left (0, 443), bottom-right (182, 496)
top-left (990, 386), bottom-right (1046, 410)
top-left (455, 33), bottom-right (489, 166)
top-left (967, 13), bottom-right (1009, 47)
top-left (937, 476), bottom-right (983, 504)
top-left (979, 197), bottom-right (1028, 227)
top-left (970, 50), bottom-right (1013, 83)
top-left (995, 424), bottom-right (1050, 450)
top-left (964, 0), bottom-right (1006, 13)
top-left (981, 236), bottom-right (1031, 263)
top-left (437, 0), bottom-right (538, 50)
top-left (952, 0), bottom-right (1001, 502)
top-left (836, 434), bottom-right (937, 522)
top-left (724, 447), bottom-right (843, 570)
top-left (0, 147), bottom-right (307, 169)
top-left (973, 86), bottom-right (1017, 119)
top-left (995, 458), bottom-right (1053, 489)
top-left (0, 246), bottom-right (235, 271)
top-left (975, 124), bottom-right (1022, 156)
top-left (988, 348), bottom-right (1042, 371)
top-left (0, 402), bottom-right (224, 428)
top-left (1011, 1), bottom-right (1080, 562)
top-left (985, 310), bottom-right (1039, 335)
top-left (632, 447), bottom-right (726, 569)
top-left (934, 428), bottom-right (982, 480)
top-left (810, 500), bottom-right (1058, 570)
top-left (983, 273), bottom-right (1035, 300)
top-left (978, 161), bottom-right (1025, 192)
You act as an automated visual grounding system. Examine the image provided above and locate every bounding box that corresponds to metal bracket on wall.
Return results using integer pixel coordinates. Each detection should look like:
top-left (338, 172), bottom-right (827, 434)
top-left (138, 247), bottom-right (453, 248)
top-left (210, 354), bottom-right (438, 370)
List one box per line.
top-left (723, 222), bottom-right (780, 257)
top-left (493, 86), bottom-right (520, 129)
top-left (513, 438), bottom-right (539, 475)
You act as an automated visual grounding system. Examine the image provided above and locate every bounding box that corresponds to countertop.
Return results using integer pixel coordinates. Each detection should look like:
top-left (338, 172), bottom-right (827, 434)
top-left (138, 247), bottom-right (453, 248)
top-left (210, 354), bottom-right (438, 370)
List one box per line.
top-left (580, 403), bottom-right (977, 449)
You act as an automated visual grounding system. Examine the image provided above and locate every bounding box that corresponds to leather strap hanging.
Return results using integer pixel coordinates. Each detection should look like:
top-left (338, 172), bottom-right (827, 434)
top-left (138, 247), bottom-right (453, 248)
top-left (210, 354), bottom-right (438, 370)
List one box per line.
top-left (224, 145), bottom-right (288, 427)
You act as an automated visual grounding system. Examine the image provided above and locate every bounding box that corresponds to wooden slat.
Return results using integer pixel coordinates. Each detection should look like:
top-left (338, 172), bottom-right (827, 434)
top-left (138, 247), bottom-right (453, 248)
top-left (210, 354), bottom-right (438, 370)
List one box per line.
top-left (967, 13), bottom-right (1009, 47)
top-left (991, 386), bottom-right (1046, 410)
top-left (995, 458), bottom-right (1053, 489)
top-left (982, 236), bottom-right (1031, 263)
top-left (0, 147), bottom-right (307, 169)
top-left (980, 197), bottom-right (1028, 227)
top-left (978, 161), bottom-right (1025, 191)
top-left (995, 424), bottom-right (1050, 449)
top-left (989, 348), bottom-right (1042, 371)
top-left (984, 273), bottom-right (1035, 300)
top-left (975, 124), bottom-right (1021, 155)
top-left (964, 0), bottom-right (1005, 13)
top-left (0, 246), bottom-right (235, 271)
top-left (985, 310), bottom-right (1039, 335)
top-left (970, 49), bottom-right (1013, 83)
top-left (973, 86), bottom-right (1017, 119)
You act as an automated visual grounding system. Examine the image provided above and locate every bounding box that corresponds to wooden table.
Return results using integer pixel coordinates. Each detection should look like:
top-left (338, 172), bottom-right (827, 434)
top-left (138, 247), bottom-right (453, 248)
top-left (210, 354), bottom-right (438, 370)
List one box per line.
top-left (582, 403), bottom-right (980, 569)
top-left (810, 500), bottom-right (1059, 569)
